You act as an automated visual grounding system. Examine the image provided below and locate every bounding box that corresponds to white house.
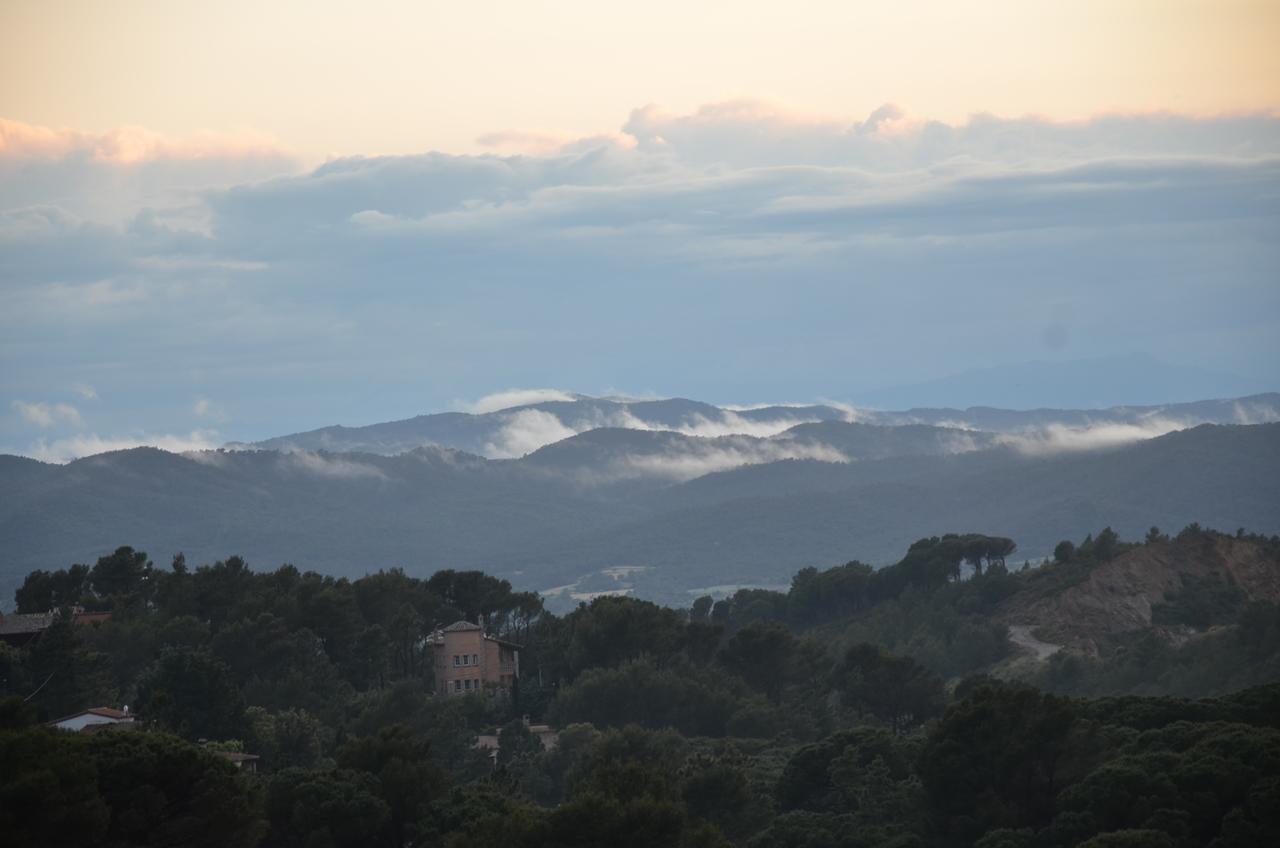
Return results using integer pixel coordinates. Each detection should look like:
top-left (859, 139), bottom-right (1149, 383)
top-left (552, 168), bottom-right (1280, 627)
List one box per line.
top-left (50, 706), bottom-right (136, 732)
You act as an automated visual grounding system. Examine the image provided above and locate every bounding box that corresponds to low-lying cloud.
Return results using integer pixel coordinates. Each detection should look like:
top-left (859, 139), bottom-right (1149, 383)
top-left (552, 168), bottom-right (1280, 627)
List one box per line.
top-left (280, 451), bottom-right (387, 480)
top-left (1232, 400), bottom-right (1280, 426)
top-left (475, 400), bottom-right (834, 459)
top-left (459, 388), bottom-right (580, 415)
top-left (997, 419), bottom-right (1187, 456)
top-left (483, 409), bottom-right (579, 458)
top-left (666, 411), bottom-right (823, 440)
top-left (614, 439), bottom-right (848, 482)
top-left (27, 430), bottom-right (220, 463)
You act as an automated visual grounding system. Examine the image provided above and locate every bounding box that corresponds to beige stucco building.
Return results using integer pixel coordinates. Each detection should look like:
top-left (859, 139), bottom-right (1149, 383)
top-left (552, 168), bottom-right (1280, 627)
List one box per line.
top-left (428, 620), bottom-right (520, 695)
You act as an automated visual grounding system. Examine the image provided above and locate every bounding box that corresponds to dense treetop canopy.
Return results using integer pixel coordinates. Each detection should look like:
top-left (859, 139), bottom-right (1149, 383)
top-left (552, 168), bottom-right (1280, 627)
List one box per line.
top-left (3, 525), bottom-right (1278, 847)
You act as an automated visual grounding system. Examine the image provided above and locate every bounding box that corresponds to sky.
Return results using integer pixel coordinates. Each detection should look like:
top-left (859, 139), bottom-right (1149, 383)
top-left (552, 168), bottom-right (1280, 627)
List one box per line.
top-left (1, 0), bottom-right (1278, 460)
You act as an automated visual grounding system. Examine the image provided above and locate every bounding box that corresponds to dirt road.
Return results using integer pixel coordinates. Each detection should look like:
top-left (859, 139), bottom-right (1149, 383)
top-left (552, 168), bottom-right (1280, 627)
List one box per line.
top-left (1008, 624), bottom-right (1061, 660)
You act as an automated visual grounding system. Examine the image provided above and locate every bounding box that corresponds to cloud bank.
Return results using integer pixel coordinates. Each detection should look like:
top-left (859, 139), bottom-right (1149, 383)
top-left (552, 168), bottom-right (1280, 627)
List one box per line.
top-left (2, 103), bottom-right (1278, 457)
top-left (0, 118), bottom-right (290, 165)
top-left (612, 438), bottom-right (848, 483)
top-left (996, 419), bottom-right (1187, 456)
top-left (0, 117), bottom-right (300, 224)
top-left (477, 402), bottom-right (833, 459)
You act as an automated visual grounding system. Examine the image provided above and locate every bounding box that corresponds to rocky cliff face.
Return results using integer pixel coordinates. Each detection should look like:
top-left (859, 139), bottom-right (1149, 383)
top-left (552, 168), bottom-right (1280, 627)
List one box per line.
top-left (1003, 534), bottom-right (1280, 655)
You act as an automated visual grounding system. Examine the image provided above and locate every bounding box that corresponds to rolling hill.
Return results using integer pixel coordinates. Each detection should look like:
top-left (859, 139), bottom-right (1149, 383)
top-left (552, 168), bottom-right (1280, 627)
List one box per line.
top-left (3, 416), bottom-right (1278, 608)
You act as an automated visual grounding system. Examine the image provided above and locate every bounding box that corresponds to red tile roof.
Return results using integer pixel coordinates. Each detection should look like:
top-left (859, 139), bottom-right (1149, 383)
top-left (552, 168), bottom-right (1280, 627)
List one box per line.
top-left (85, 707), bottom-right (131, 719)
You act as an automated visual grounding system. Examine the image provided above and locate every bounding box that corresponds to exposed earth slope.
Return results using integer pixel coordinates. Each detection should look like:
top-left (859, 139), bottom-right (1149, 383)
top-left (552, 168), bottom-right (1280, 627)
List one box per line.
top-left (1003, 532), bottom-right (1280, 655)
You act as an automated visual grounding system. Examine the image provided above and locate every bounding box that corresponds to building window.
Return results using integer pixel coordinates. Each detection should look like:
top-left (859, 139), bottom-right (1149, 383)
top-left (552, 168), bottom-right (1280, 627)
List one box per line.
top-left (453, 680), bottom-right (461, 692)
top-left (453, 655), bottom-right (460, 667)
top-left (464, 679), bottom-right (471, 691)
top-left (472, 654), bottom-right (479, 665)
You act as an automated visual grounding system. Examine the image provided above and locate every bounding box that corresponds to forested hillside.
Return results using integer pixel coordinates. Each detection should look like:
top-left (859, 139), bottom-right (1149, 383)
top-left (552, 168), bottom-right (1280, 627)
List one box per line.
top-left (4, 526), bottom-right (1279, 846)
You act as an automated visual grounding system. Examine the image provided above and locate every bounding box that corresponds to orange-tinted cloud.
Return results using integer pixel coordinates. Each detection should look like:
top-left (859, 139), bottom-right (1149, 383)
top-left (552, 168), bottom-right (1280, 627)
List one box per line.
top-left (0, 117), bottom-right (289, 164)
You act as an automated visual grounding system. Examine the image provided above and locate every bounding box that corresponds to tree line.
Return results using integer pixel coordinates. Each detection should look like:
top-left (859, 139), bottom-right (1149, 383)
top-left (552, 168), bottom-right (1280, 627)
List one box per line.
top-left (2, 525), bottom-right (1278, 847)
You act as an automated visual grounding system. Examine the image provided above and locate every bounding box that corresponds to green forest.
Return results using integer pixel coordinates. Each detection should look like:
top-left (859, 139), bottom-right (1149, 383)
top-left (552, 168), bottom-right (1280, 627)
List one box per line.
top-left (3, 527), bottom-right (1279, 847)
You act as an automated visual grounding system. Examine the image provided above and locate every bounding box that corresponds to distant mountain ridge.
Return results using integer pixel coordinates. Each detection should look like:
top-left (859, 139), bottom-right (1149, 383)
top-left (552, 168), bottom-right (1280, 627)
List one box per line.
top-left (4, 413), bottom-right (1278, 608)
top-left (229, 392), bottom-right (1280, 459)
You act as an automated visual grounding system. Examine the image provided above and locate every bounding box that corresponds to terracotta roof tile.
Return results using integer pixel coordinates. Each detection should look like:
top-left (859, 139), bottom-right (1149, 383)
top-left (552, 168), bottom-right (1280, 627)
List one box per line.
top-left (86, 707), bottom-right (131, 719)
